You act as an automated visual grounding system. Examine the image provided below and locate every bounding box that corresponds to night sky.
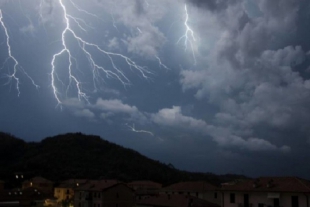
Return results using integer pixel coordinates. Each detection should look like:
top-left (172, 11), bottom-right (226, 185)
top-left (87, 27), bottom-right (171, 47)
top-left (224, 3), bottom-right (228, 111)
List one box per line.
top-left (1, 0), bottom-right (310, 178)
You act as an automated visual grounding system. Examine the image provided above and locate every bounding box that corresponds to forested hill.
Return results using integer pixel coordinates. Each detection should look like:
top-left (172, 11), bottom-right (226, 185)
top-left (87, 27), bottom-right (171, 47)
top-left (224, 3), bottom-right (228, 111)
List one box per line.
top-left (0, 132), bottom-right (246, 185)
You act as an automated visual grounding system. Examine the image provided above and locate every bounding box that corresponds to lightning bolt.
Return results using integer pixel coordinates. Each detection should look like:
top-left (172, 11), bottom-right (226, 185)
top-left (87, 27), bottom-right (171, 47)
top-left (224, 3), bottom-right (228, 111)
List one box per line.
top-left (177, 4), bottom-right (197, 65)
top-left (156, 56), bottom-right (170, 70)
top-left (51, 0), bottom-right (152, 105)
top-left (126, 123), bottom-right (154, 136)
top-left (0, 10), bottom-right (39, 96)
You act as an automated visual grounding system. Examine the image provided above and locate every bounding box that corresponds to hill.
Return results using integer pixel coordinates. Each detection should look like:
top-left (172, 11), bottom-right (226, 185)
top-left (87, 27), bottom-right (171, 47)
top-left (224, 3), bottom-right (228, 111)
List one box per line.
top-left (0, 132), bottom-right (246, 185)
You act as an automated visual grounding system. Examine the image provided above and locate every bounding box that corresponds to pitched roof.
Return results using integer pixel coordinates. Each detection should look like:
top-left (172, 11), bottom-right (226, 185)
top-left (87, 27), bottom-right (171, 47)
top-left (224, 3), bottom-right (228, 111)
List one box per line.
top-left (128, 181), bottom-right (162, 188)
top-left (221, 177), bottom-right (310, 193)
top-left (137, 194), bottom-right (220, 207)
top-left (23, 176), bottom-right (53, 184)
top-left (163, 181), bottom-right (219, 192)
top-left (75, 180), bottom-right (120, 191)
top-left (57, 179), bottom-right (89, 188)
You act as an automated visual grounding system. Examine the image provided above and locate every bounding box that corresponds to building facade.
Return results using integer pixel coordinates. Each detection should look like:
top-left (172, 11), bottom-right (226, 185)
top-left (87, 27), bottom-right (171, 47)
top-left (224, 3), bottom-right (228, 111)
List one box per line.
top-left (22, 177), bottom-right (54, 193)
top-left (160, 181), bottom-right (221, 205)
top-left (221, 177), bottom-right (310, 207)
top-left (74, 180), bottom-right (135, 207)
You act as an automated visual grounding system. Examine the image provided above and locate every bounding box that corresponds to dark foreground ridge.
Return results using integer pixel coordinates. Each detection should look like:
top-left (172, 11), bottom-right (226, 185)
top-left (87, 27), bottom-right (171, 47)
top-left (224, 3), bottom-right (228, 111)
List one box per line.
top-left (0, 132), bottom-right (246, 185)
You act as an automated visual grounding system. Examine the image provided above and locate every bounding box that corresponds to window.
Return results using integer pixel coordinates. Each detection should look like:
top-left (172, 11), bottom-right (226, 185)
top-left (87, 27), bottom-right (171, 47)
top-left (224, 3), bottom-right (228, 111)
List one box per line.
top-left (292, 196), bottom-right (299, 207)
top-left (196, 192), bottom-right (198, 197)
top-left (94, 192), bottom-right (97, 198)
top-left (230, 193), bottom-right (235, 203)
top-left (214, 192), bottom-right (217, 199)
top-left (274, 198), bottom-right (279, 207)
top-left (98, 193), bottom-right (101, 198)
top-left (116, 193), bottom-right (119, 198)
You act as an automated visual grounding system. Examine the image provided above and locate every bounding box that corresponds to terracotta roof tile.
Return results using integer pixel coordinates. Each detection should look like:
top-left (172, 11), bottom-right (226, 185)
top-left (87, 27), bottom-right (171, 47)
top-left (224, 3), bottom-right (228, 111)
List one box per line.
top-left (163, 181), bottom-right (219, 192)
top-left (23, 176), bottom-right (53, 184)
top-left (221, 177), bottom-right (310, 193)
top-left (75, 180), bottom-right (120, 191)
top-left (128, 181), bottom-right (162, 188)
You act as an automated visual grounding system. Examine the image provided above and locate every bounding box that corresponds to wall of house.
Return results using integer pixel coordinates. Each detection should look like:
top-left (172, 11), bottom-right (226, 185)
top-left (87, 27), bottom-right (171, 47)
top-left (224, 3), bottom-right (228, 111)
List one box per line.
top-left (74, 191), bottom-right (92, 207)
top-left (222, 191), bottom-right (310, 207)
top-left (23, 181), bottom-right (54, 193)
top-left (159, 190), bottom-right (221, 205)
top-left (102, 184), bottom-right (135, 207)
top-left (200, 191), bottom-right (222, 205)
top-left (92, 191), bottom-right (103, 207)
top-left (54, 187), bottom-right (74, 202)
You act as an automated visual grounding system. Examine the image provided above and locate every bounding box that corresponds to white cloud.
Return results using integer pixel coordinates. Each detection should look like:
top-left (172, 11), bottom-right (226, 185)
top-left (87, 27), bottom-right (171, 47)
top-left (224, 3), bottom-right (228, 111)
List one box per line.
top-left (74, 109), bottom-right (95, 119)
top-left (151, 106), bottom-right (208, 131)
top-left (96, 0), bottom-right (172, 57)
top-left (108, 37), bottom-right (120, 50)
top-left (151, 106), bottom-right (290, 152)
top-left (94, 98), bottom-right (148, 124)
top-left (95, 98), bottom-right (138, 114)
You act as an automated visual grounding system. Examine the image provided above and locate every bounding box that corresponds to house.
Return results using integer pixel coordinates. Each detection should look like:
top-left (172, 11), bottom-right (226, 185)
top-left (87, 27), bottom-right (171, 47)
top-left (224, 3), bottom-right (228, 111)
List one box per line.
top-left (0, 187), bottom-right (56, 207)
top-left (22, 177), bottom-right (54, 193)
top-left (160, 181), bottom-right (221, 205)
top-left (137, 194), bottom-right (220, 207)
top-left (220, 177), bottom-right (310, 207)
top-left (74, 180), bottom-right (135, 207)
top-left (54, 179), bottom-right (89, 206)
top-left (128, 181), bottom-right (162, 199)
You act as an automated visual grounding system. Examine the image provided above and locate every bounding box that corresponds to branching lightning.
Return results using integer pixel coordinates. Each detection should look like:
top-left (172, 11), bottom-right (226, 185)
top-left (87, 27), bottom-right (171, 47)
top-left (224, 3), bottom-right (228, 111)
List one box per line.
top-left (0, 10), bottom-right (39, 96)
top-left (177, 4), bottom-right (197, 65)
top-left (156, 56), bottom-right (170, 70)
top-left (51, 0), bottom-right (152, 105)
top-left (126, 123), bottom-right (154, 136)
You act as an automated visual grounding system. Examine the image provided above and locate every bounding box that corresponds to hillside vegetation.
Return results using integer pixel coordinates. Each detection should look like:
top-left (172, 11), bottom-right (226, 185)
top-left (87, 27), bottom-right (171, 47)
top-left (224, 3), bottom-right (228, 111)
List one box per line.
top-left (0, 132), bottom-right (246, 185)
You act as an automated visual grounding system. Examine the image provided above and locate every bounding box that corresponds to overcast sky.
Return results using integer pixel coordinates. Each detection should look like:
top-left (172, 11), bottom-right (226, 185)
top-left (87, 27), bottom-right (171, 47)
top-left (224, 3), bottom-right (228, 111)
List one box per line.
top-left (1, 0), bottom-right (310, 178)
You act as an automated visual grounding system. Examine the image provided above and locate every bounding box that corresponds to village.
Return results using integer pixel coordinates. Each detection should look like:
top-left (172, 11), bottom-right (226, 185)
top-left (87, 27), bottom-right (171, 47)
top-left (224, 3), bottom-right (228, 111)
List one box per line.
top-left (0, 175), bottom-right (309, 207)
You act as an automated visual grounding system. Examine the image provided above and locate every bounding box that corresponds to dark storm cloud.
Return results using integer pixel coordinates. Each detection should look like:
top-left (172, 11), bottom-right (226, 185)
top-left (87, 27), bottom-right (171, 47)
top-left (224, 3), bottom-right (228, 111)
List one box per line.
top-left (2, 0), bottom-right (310, 179)
top-left (181, 0), bottom-right (310, 154)
top-left (187, 0), bottom-right (241, 12)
